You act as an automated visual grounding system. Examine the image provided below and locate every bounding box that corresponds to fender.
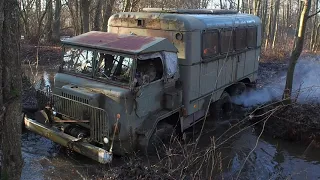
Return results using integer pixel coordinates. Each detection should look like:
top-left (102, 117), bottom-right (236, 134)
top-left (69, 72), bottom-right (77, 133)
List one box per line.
top-left (135, 106), bottom-right (182, 152)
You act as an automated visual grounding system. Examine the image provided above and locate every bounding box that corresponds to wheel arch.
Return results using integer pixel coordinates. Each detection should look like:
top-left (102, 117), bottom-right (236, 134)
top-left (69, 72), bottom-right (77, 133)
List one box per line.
top-left (135, 107), bottom-right (182, 153)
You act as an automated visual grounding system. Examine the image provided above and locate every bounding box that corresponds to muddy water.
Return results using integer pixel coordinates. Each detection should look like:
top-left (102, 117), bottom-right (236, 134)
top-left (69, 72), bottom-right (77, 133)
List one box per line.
top-left (215, 128), bottom-right (320, 179)
top-left (20, 66), bottom-right (320, 180)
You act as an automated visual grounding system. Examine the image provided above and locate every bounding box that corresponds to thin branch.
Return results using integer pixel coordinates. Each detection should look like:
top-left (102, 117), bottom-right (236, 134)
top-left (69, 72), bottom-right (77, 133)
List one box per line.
top-left (235, 105), bottom-right (279, 180)
top-left (308, 9), bottom-right (320, 19)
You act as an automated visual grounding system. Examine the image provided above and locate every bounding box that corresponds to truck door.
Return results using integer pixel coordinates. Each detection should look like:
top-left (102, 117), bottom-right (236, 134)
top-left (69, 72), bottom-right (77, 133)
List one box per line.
top-left (135, 80), bottom-right (163, 117)
top-left (134, 58), bottom-right (164, 118)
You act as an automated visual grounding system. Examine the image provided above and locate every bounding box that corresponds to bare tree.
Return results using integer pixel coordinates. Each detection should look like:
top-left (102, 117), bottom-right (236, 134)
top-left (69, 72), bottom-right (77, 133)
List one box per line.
top-left (0, 0), bottom-right (23, 179)
top-left (20, 0), bottom-right (36, 40)
top-left (52, 0), bottom-right (61, 42)
top-left (310, 0), bottom-right (319, 50)
top-left (93, 0), bottom-right (103, 30)
top-left (45, 0), bottom-right (53, 41)
top-left (283, 0), bottom-right (319, 102)
top-left (81, 0), bottom-right (90, 33)
top-left (102, 0), bottom-right (116, 31)
top-left (34, 0), bottom-right (49, 43)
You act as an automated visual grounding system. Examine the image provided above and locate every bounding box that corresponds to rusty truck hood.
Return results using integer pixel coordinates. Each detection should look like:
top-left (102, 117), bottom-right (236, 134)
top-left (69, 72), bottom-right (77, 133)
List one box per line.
top-left (54, 73), bottom-right (131, 99)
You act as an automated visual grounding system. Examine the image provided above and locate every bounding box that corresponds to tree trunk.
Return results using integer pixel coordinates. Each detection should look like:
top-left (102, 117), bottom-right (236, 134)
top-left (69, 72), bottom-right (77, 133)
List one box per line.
top-left (272, 17), bottom-right (279, 49)
top-left (123, 0), bottom-right (131, 12)
top-left (286, 0), bottom-right (290, 29)
top-left (0, 0), bottom-right (3, 105)
top-left (75, 0), bottom-right (80, 35)
top-left (310, 0), bottom-right (319, 49)
top-left (264, 0), bottom-right (273, 50)
top-left (0, 0), bottom-right (23, 179)
top-left (52, 0), bottom-right (61, 42)
top-left (45, 0), bottom-right (53, 42)
top-left (102, 0), bottom-right (116, 31)
top-left (271, 0), bottom-right (280, 40)
top-left (253, 0), bottom-right (260, 15)
top-left (312, 23), bottom-right (320, 52)
top-left (261, 0), bottom-right (268, 37)
top-left (282, 0), bottom-right (312, 103)
top-left (93, 0), bottom-right (103, 31)
top-left (81, 0), bottom-right (90, 33)
top-left (237, 0), bottom-right (240, 11)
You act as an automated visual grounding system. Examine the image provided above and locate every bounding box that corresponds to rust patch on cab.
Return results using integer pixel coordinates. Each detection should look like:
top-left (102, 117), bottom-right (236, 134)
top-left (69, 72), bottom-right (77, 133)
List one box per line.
top-left (62, 31), bottom-right (156, 53)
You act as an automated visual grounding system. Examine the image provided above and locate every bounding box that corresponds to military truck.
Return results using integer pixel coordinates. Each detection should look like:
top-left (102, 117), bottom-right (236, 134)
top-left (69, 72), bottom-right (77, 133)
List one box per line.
top-left (24, 8), bottom-right (261, 164)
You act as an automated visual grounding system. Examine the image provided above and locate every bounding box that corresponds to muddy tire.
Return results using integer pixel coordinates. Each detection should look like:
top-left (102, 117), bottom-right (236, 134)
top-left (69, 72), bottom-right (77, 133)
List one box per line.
top-left (210, 92), bottom-right (233, 120)
top-left (230, 82), bottom-right (246, 97)
top-left (245, 81), bottom-right (257, 89)
top-left (146, 122), bottom-right (176, 157)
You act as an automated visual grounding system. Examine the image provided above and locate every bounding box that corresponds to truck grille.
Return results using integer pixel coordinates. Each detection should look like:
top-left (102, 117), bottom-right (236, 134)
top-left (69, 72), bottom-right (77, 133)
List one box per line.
top-left (61, 92), bottom-right (89, 104)
top-left (36, 89), bottom-right (109, 143)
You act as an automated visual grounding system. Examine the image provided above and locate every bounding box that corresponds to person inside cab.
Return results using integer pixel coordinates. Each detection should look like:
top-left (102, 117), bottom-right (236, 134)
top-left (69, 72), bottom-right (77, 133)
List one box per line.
top-left (135, 58), bottom-right (163, 87)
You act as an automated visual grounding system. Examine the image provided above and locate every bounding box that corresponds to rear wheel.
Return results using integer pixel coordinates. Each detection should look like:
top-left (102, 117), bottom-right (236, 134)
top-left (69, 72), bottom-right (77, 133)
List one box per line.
top-left (210, 91), bottom-right (233, 120)
top-left (230, 82), bottom-right (246, 97)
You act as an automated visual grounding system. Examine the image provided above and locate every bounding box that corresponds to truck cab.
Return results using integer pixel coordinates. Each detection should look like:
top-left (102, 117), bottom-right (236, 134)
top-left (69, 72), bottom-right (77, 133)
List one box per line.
top-left (25, 31), bottom-right (183, 163)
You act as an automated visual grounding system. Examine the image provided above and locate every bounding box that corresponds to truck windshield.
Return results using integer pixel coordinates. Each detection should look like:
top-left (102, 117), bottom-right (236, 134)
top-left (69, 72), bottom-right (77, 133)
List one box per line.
top-left (62, 47), bottom-right (133, 85)
top-left (63, 48), bottom-right (95, 75)
top-left (94, 52), bottom-right (133, 84)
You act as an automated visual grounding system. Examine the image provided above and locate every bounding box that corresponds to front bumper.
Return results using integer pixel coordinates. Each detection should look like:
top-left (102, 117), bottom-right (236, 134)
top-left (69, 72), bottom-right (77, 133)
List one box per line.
top-left (24, 116), bottom-right (113, 164)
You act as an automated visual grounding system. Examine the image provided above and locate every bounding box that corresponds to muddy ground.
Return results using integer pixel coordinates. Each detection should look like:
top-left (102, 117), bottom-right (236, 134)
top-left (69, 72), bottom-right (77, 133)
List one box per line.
top-left (20, 45), bottom-right (320, 179)
top-left (251, 53), bottom-right (320, 146)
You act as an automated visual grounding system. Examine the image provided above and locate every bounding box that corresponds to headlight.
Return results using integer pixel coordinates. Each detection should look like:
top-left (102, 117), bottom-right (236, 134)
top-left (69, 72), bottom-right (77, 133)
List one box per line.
top-left (103, 137), bottom-right (109, 144)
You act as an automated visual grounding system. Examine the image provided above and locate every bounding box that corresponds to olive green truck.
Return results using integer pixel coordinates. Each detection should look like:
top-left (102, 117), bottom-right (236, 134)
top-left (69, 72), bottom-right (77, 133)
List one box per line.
top-left (24, 8), bottom-right (261, 163)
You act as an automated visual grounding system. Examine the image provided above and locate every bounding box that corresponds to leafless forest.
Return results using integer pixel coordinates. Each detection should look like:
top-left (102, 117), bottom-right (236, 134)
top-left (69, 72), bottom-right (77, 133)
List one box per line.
top-left (19, 0), bottom-right (320, 55)
top-left (0, 0), bottom-right (319, 179)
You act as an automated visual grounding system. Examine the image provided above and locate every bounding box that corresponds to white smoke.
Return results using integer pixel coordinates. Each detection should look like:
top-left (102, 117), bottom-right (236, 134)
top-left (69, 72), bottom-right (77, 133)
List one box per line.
top-left (232, 55), bottom-right (320, 107)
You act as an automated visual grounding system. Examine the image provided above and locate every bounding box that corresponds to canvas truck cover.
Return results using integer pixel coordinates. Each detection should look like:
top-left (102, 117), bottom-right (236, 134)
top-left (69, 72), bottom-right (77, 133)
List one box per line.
top-left (61, 31), bottom-right (178, 55)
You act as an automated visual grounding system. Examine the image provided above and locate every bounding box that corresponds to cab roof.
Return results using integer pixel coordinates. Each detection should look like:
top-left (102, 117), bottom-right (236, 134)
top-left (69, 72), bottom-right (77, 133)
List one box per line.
top-left (61, 31), bottom-right (178, 55)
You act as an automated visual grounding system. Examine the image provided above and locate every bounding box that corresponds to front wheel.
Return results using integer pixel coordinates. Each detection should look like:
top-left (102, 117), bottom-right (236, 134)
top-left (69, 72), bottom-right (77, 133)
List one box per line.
top-left (146, 122), bottom-right (177, 157)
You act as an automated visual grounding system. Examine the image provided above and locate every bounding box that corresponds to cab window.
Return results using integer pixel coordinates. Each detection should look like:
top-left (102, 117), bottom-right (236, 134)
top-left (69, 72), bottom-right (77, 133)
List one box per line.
top-left (135, 58), bottom-right (163, 86)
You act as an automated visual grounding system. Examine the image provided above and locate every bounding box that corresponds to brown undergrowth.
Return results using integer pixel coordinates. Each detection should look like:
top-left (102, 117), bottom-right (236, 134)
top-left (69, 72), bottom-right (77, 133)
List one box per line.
top-left (250, 101), bottom-right (320, 147)
top-left (20, 43), bottom-right (62, 66)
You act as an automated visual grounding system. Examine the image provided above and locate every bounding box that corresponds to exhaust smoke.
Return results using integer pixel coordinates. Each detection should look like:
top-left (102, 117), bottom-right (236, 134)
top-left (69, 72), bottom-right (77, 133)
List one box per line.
top-left (232, 56), bottom-right (320, 107)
